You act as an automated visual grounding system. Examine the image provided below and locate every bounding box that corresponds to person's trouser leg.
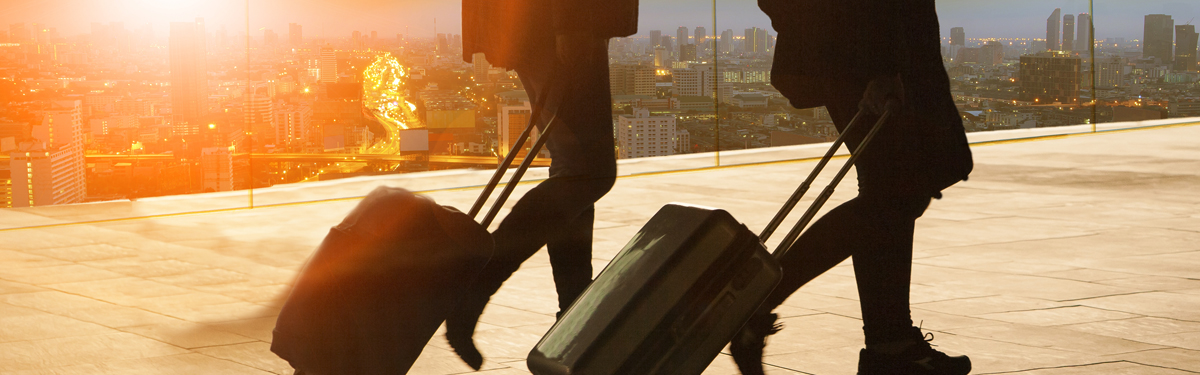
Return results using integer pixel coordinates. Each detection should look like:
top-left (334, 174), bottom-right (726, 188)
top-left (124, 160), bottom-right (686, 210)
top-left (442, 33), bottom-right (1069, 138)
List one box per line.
top-left (450, 37), bottom-right (615, 331)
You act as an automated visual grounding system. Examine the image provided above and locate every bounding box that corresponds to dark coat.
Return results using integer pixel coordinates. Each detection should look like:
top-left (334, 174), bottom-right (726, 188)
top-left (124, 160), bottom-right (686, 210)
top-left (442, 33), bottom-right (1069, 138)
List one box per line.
top-left (462, 0), bottom-right (639, 69)
top-left (761, 0), bottom-right (973, 193)
top-left (760, 0), bottom-right (945, 109)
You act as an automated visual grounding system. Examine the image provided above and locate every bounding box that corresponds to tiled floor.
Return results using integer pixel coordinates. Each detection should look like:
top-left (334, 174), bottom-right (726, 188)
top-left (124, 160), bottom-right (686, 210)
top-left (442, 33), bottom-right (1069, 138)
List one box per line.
top-left (1, 123), bottom-right (1199, 374)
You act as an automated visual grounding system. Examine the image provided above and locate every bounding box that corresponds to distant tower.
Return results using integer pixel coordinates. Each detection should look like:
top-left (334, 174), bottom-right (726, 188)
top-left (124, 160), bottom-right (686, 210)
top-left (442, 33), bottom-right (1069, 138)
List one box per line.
top-left (10, 101), bottom-right (86, 207)
top-left (472, 52), bottom-right (491, 81)
top-left (677, 26), bottom-right (689, 47)
top-left (1046, 8), bottom-right (1061, 51)
top-left (720, 29), bottom-right (733, 54)
top-left (694, 26), bottom-right (707, 55)
top-left (1076, 13), bottom-right (1091, 51)
top-left (244, 85), bottom-right (275, 148)
top-left (650, 30), bottom-right (662, 47)
top-left (1143, 14), bottom-right (1175, 64)
top-left (950, 27), bottom-right (965, 46)
top-left (169, 18), bottom-right (208, 134)
top-left (289, 23), bottom-right (302, 46)
top-left (1062, 14), bottom-right (1075, 52)
top-left (1175, 25), bottom-right (1198, 71)
top-left (319, 45), bottom-right (337, 83)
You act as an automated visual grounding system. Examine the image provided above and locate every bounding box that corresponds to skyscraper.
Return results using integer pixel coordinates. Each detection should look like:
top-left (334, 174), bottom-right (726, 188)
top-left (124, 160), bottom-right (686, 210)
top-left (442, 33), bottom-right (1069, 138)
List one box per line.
top-left (720, 29), bottom-right (733, 54)
top-left (1144, 14), bottom-right (1175, 63)
top-left (745, 27), bottom-right (767, 54)
top-left (320, 45), bottom-right (337, 83)
top-left (472, 52), bottom-right (491, 81)
top-left (680, 43), bottom-right (697, 62)
top-left (1062, 14), bottom-right (1075, 52)
top-left (677, 27), bottom-right (689, 47)
top-left (1019, 51), bottom-right (1080, 104)
top-left (289, 23), bottom-right (302, 46)
top-left (609, 64), bottom-right (656, 97)
top-left (695, 26), bottom-right (707, 55)
top-left (1046, 8), bottom-right (1061, 51)
top-left (245, 86), bottom-right (275, 148)
top-left (1076, 13), bottom-right (1091, 51)
top-left (169, 18), bottom-right (208, 134)
top-left (950, 27), bottom-right (965, 46)
top-left (617, 108), bottom-right (678, 159)
top-left (1175, 25), bottom-right (1198, 71)
top-left (10, 101), bottom-right (86, 207)
top-left (650, 30), bottom-right (661, 47)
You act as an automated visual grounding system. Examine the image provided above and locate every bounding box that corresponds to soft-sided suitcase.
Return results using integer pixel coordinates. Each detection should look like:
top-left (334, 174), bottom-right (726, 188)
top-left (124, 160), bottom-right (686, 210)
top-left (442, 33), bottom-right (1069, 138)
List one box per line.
top-left (527, 110), bottom-right (894, 375)
top-left (272, 87), bottom-right (561, 375)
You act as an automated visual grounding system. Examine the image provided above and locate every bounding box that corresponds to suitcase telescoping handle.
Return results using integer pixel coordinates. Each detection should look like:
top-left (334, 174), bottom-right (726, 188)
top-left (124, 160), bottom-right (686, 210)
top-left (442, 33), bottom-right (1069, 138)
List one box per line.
top-left (467, 82), bottom-right (559, 227)
top-left (759, 109), bottom-right (893, 258)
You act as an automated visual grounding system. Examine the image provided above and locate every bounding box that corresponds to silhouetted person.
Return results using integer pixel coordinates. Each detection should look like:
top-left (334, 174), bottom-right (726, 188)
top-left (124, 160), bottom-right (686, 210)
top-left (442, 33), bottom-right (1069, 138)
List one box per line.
top-left (730, 1), bottom-right (974, 375)
top-left (448, 0), bottom-right (638, 370)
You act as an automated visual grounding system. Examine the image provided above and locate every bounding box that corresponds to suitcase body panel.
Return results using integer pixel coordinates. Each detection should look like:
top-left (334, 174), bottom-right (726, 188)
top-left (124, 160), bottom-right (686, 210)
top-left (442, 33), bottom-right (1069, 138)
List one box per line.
top-left (271, 187), bottom-right (492, 375)
top-left (528, 203), bottom-right (782, 375)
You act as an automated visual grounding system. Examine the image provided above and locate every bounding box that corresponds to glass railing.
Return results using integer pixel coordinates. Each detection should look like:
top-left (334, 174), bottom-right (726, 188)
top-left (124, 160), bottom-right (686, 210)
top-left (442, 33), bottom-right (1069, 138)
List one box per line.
top-left (2, 0), bottom-right (1199, 229)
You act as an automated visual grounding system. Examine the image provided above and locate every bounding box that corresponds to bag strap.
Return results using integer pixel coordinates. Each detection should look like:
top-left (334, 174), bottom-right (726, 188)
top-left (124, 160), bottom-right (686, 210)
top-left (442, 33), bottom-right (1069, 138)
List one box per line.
top-left (761, 109), bottom-right (893, 258)
top-left (467, 83), bottom-right (558, 227)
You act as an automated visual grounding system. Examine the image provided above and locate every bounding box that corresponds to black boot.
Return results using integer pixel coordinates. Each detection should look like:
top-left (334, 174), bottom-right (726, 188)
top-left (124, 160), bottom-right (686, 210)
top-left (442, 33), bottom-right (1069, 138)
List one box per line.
top-left (857, 327), bottom-right (971, 375)
top-left (730, 313), bottom-right (782, 375)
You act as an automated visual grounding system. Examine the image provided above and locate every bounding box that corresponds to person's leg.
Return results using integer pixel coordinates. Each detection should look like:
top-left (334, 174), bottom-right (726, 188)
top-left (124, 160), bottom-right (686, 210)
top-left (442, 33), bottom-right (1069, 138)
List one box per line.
top-left (547, 205), bottom-right (595, 316)
top-left (446, 39), bottom-right (615, 369)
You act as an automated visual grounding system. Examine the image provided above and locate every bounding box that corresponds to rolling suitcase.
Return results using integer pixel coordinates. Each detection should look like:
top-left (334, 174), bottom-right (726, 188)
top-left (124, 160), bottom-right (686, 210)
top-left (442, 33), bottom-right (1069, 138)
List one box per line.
top-left (271, 88), bottom-right (560, 375)
top-left (527, 110), bottom-right (894, 375)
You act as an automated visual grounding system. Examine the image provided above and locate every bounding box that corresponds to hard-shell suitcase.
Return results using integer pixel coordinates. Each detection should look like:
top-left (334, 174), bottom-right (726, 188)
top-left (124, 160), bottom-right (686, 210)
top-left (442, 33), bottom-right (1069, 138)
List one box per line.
top-left (271, 87), bottom-right (561, 375)
top-left (527, 110), bottom-right (894, 375)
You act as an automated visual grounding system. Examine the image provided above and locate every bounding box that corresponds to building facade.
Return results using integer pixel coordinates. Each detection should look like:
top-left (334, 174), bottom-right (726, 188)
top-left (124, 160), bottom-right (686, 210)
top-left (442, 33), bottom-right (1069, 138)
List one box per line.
top-left (617, 108), bottom-right (678, 159)
top-left (1144, 14), bottom-right (1175, 64)
top-left (1019, 51), bottom-right (1081, 104)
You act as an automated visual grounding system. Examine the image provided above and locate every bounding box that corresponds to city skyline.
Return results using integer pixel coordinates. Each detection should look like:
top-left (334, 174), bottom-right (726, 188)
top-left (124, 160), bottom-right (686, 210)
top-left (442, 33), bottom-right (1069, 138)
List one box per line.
top-left (1, 0), bottom-right (1197, 41)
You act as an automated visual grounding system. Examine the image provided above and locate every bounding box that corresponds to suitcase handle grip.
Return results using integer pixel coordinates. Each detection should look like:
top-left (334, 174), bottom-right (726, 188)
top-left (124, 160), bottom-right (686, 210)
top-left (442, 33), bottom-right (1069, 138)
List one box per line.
top-left (765, 109), bottom-right (892, 258)
top-left (467, 80), bottom-right (559, 226)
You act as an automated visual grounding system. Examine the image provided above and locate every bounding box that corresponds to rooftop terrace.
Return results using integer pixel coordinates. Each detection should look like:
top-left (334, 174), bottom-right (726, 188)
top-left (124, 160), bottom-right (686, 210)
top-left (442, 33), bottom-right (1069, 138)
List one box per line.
top-left (1, 121), bottom-right (1199, 375)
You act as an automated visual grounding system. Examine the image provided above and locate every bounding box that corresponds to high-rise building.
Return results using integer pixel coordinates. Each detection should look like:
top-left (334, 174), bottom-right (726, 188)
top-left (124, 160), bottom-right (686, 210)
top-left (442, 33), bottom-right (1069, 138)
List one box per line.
top-left (650, 30), bottom-right (662, 47)
top-left (1046, 8), bottom-right (1061, 51)
top-left (10, 101), bottom-right (86, 207)
top-left (1062, 14), bottom-right (1075, 52)
top-left (1144, 14), bottom-right (1175, 63)
top-left (680, 44), bottom-right (697, 62)
top-left (497, 98), bottom-right (538, 159)
top-left (244, 86), bottom-right (275, 148)
top-left (744, 27), bottom-right (768, 54)
top-left (275, 103), bottom-right (313, 149)
top-left (950, 27), bottom-right (965, 46)
top-left (719, 29), bottom-right (733, 54)
top-left (654, 46), bottom-right (667, 67)
top-left (1176, 25), bottom-right (1199, 71)
top-left (1097, 56), bottom-right (1126, 87)
top-left (981, 41), bottom-right (1004, 66)
top-left (609, 64), bottom-right (656, 96)
top-left (1019, 51), bottom-right (1080, 104)
top-left (169, 18), bottom-right (208, 133)
top-left (677, 27), bottom-right (689, 46)
top-left (672, 65), bottom-right (716, 97)
top-left (472, 52), bottom-right (491, 81)
top-left (1076, 13), bottom-right (1091, 51)
top-left (289, 23), bottom-right (302, 46)
top-left (320, 45), bottom-right (337, 83)
top-left (695, 26), bottom-right (707, 55)
top-left (660, 36), bottom-right (673, 55)
top-left (617, 108), bottom-right (677, 159)
top-left (201, 146), bottom-right (234, 192)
